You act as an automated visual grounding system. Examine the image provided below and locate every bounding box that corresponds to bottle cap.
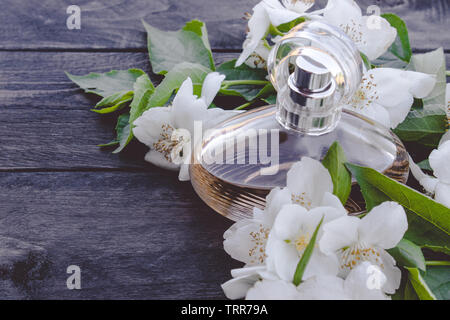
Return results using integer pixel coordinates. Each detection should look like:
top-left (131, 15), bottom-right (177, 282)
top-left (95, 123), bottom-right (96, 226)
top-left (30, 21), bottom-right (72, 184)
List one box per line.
top-left (267, 19), bottom-right (363, 135)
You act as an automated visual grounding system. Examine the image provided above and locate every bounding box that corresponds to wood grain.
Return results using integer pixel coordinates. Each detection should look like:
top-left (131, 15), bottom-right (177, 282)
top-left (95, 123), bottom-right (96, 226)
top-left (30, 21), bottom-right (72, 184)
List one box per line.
top-left (0, 51), bottom-right (447, 170)
top-left (0, 1), bottom-right (448, 300)
top-left (0, 51), bottom-right (238, 170)
top-left (0, 0), bottom-right (447, 51)
top-left (0, 170), bottom-right (240, 299)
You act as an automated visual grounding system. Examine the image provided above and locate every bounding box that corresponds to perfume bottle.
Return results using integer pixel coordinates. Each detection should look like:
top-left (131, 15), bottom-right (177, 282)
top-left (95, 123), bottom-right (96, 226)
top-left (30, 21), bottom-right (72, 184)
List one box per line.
top-left (190, 21), bottom-right (409, 221)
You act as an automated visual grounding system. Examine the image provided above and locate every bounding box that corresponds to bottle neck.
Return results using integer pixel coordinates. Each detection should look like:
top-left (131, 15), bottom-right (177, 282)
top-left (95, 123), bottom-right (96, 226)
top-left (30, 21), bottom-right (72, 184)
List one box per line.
top-left (276, 99), bottom-right (342, 136)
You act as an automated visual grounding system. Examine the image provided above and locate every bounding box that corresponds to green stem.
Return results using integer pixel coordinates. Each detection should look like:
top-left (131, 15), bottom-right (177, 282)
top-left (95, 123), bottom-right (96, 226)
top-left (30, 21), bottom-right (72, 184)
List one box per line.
top-left (426, 261), bottom-right (450, 266)
top-left (222, 80), bottom-right (270, 89)
top-left (446, 70), bottom-right (450, 77)
top-left (234, 101), bottom-right (253, 110)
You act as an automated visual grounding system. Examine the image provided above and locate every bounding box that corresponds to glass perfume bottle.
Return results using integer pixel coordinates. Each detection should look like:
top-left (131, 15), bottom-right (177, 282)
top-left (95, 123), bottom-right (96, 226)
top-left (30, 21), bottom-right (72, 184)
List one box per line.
top-left (190, 21), bottom-right (409, 221)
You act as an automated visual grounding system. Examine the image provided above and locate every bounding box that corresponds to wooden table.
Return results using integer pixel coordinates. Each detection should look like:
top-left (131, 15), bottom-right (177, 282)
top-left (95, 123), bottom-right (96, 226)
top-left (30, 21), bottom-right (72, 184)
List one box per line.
top-left (0, 0), bottom-right (448, 299)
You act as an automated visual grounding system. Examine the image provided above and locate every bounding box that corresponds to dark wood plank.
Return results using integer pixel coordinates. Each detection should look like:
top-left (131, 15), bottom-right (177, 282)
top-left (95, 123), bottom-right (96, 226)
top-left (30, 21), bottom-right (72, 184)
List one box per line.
top-left (0, 170), bottom-right (240, 299)
top-left (0, 51), bottom-right (237, 170)
top-left (0, 0), bottom-right (447, 51)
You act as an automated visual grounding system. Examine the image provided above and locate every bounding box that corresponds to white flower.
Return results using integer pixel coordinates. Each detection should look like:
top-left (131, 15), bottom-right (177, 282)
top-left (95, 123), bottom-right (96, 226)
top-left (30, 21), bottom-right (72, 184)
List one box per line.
top-left (345, 68), bottom-right (436, 128)
top-left (244, 40), bottom-right (271, 69)
top-left (223, 187), bottom-right (291, 266)
top-left (286, 157), bottom-right (344, 210)
top-left (221, 265), bottom-right (278, 300)
top-left (322, 0), bottom-right (396, 60)
top-left (223, 157), bottom-right (345, 267)
top-left (410, 140), bottom-right (450, 208)
top-left (320, 202), bottom-right (408, 294)
top-left (133, 72), bottom-right (236, 181)
top-left (265, 204), bottom-right (343, 282)
top-left (236, 0), bottom-right (315, 67)
top-left (245, 262), bottom-right (389, 300)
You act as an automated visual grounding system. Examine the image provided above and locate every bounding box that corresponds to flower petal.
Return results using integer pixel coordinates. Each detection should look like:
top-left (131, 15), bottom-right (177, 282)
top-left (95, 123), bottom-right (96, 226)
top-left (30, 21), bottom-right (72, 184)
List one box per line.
top-left (178, 163), bottom-right (190, 181)
top-left (222, 272), bottom-right (261, 300)
top-left (171, 77), bottom-right (209, 133)
top-left (378, 250), bottom-right (402, 294)
top-left (287, 157), bottom-right (333, 208)
top-left (319, 215), bottom-right (360, 255)
top-left (323, 0), bottom-right (362, 27)
top-left (429, 140), bottom-right (450, 184)
top-left (236, 3), bottom-right (270, 67)
top-left (271, 204), bottom-right (308, 240)
top-left (265, 234), bottom-right (300, 281)
top-left (297, 275), bottom-right (348, 300)
top-left (439, 130), bottom-right (450, 147)
top-left (346, 101), bottom-right (391, 128)
top-left (144, 150), bottom-right (179, 171)
top-left (264, 187), bottom-right (292, 225)
top-left (359, 16), bottom-right (397, 60)
top-left (201, 72), bottom-right (226, 107)
top-left (133, 107), bottom-right (173, 147)
top-left (435, 182), bottom-right (450, 208)
top-left (320, 192), bottom-right (348, 216)
top-left (344, 262), bottom-right (390, 300)
top-left (358, 202), bottom-right (407, 249)
top-left (303, 251), bottom-right (340, 280)
top-left (246, 279), bottom-right (300, 300)
top-left (223, 218), bottom-right (270, 266)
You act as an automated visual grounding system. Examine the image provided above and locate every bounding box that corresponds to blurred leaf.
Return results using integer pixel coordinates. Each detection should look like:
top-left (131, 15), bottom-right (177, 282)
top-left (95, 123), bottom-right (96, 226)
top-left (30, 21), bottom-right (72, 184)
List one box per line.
top-left (406, 267), bottom-right (436, 300)
top-left (99, 113), bottom-right (130, 147)
top-left (147, 62), bottom-right (210, 109)
top-left (113, 74), bottom-right (155, 153)
top-left (388, 239), bottom-right (426, 271)
top-left (322, 142), bottom-right (352, 205)
top-left (66, 69), bottom-right (145, 97)
top-left (217, 59), bottom-right (274, 101)
top-left (393, 109), bottom-right (447, 148)
top-left (293, 217), bottom-right (324, 286)
top-left (346, 163), bottom-right (450, 234)
top-left (420, 266), bottom-right (450, 300)
top-left (143, 20), bottom-right (214, 74)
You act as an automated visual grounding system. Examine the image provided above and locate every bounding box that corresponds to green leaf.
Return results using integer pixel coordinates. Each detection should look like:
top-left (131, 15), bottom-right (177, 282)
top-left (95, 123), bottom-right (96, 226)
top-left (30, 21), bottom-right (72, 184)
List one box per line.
top-left (66, 69), bottom-right (145, 97)
top-left (262, 94), bottom-right (277, 105)
top-left (404, 276), bottom-right (420, 300)
top-left (99, 113), bottom-right (130, 147)
top-left (382, 13), bottom-right (412, 62)
top-left (129, 74), bottom-right (155, 124)
top-left (360, 52), bottom-right (372, 70)
top-left (293, 216), bottom-right (324, 286)
top-left (421, 266), bottom-right (450, 300)
top-left (147, 62), bottom-right (211, 109)
top-left (182, 20), bottom-right (214, 68)
top-left (322, 142), bottom-right (352, 205)
top-left (113, 74), bottom-right (155, 153)
top-left (372, 14), bottom-right (411, 68)
top-left (92, 91), bottom-right (133, 114)
top-left (404, 213), bottom-right (450, 255)
top-left (143, 20), bottom-right (214, 74)
top-left (408, 48), bottom-right (447, 108)
top-left (346, 163), bottom-right (450, 235)
top-left (387, 239), bottom-right (426, 271)
top-left (217, 59), bottom-right (274, 101)
top-left (417, 159), bottom-right (432, 171)
top-left (277, 17), bottom-right (306, 33)
top-left (406, 267), bottom-right (436, 300)
top-left (393, 108), bottom-right (447, 148)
